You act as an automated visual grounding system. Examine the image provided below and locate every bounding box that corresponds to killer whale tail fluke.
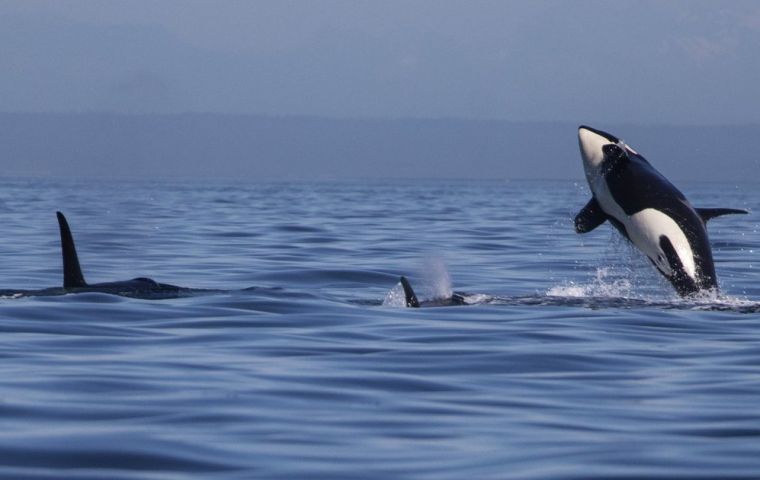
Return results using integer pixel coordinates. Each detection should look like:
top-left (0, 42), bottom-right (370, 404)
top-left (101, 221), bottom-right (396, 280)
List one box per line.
top-left (56, 211), bottom-right (87, 288)
top-left (399, 276), bottom-right (420, 308)
top-left (696, 208), bottom-right (748, 223)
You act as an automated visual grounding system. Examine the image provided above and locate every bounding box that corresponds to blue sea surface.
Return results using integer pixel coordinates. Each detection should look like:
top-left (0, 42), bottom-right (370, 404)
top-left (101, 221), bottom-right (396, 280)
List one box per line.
top-left (0, 178), bottom-right (759, 479)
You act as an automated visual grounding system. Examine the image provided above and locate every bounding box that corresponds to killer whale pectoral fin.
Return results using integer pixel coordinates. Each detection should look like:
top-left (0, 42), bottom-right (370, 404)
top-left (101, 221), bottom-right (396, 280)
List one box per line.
top-left (696, 208), bottom-right (748, 223)
top-left (56, 211), bottom-right (87, 288)
top-left (574, 197), bottom-right (608, 233)
top-left (399, 276), bottom-right (420, 308)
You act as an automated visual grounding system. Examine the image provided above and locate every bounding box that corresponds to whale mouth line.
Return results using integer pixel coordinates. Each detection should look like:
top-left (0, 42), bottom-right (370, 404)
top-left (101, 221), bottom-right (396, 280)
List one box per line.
top-left (579, 125), bottom-right (619, 143)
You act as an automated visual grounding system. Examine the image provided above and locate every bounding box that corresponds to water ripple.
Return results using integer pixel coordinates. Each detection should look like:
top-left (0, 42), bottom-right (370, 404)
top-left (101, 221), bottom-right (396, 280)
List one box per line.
top-left (0, 179), bottom-right (759, 479)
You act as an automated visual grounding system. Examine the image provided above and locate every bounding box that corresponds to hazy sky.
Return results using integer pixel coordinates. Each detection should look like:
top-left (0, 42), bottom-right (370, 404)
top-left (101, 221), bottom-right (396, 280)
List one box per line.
top-left (2, 0), bottom-right (760, 125)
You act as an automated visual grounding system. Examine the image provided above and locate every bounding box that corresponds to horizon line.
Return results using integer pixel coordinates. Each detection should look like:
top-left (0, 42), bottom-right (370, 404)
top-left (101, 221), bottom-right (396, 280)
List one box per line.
top-left (2, 110), bottom-right (759, 129)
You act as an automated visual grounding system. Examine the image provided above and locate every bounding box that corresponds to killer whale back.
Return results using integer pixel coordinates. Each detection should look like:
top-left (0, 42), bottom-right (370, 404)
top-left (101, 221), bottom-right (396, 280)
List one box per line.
top-left (56, 211), bottom-right (87, 288)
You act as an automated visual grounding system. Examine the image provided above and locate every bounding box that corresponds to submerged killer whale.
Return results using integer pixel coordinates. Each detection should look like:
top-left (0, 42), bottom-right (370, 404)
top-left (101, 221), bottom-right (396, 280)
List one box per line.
top-left (398, 276), bottom-right (469, 308)
top-left (0, 212), bottom-right (193, 299)
top-left (575, 126), bottom-right (747, 296)
top-left (56, 212), bottom-right (187, 297)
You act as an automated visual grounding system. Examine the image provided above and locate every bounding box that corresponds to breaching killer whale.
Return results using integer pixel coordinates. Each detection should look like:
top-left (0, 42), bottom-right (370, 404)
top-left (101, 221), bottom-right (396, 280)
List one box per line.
top-left (575, 125), bottom-right (747, 296)
top-left (0, 212), bottom-right (194, 299)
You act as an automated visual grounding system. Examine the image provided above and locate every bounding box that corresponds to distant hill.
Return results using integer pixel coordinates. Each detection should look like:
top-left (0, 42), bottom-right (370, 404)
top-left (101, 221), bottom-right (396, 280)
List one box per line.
top-left (0, 113), bottom-right (757, 182)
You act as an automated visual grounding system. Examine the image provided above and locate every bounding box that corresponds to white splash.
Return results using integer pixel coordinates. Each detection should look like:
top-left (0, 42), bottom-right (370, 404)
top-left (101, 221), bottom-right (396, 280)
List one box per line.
top-left (547, 267), bottom-right (633, 298)
top-left (458, 293), bottom-right (489, 304)
top-left (0, 293), bottom-right (23, 300)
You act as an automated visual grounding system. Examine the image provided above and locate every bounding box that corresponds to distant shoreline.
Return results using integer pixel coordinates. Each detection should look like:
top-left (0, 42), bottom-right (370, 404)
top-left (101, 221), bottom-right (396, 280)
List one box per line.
top-left (1, 113), bottom-right (757, 182)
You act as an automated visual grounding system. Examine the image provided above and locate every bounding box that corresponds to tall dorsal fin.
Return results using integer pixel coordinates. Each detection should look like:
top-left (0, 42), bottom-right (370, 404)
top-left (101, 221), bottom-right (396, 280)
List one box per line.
top-left (696, 208), bottom-right (748, 223)
top-left (56, 211), bottom-right (87, 288)
top-left (399, 276), bottom-right (420, 308)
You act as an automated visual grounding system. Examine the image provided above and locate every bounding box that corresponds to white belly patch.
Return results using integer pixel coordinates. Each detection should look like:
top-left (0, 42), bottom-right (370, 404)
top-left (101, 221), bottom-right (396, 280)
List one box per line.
top-left (592, 179), bottom-right (697, 281)
top-left (625, 208), bottom-right (696, 279)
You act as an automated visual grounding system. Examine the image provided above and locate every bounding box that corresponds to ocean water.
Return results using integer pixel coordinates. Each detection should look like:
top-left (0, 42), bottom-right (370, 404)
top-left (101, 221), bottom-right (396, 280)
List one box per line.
top-left (0, 177), bottom-right (759, 479)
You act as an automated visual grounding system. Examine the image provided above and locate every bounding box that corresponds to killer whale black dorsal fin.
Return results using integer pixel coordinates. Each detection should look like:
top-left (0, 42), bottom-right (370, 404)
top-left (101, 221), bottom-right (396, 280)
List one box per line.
top-left (574, 196), bottom-right (608, 233)
top-left (56, 211), bottom-right (87, 288)
top-left (399, 276), bottom-right (420, 308)
top-left (695, 208), bottom-right (748, 223)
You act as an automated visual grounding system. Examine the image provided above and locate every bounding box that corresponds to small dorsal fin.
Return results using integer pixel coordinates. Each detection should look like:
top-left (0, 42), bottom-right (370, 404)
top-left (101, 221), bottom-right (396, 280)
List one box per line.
top-left (696, 208), bottom-right (748, 223)
top-left (399, 276), bottom-right (420, 308)
top-left (56, 212), bottom-right (87, 288)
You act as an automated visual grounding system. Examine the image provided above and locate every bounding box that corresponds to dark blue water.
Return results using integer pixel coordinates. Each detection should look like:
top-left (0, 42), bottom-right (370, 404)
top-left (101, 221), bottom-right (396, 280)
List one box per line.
top-left (1, 178), bottom-right (759, 479)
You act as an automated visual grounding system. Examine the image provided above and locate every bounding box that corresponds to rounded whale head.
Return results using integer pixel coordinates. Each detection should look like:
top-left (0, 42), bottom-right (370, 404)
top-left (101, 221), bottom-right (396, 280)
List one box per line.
top-left (577, 125), bottom-right (620, 183)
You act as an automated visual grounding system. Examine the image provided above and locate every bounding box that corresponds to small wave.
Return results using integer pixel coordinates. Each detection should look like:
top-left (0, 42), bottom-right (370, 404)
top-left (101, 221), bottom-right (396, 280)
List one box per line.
top-left (684, 292), bottom-right (760, 312)
top-left (542, 266), bottom-right (760, 312)
top-left (0, 293), bottom-right (24, 300)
